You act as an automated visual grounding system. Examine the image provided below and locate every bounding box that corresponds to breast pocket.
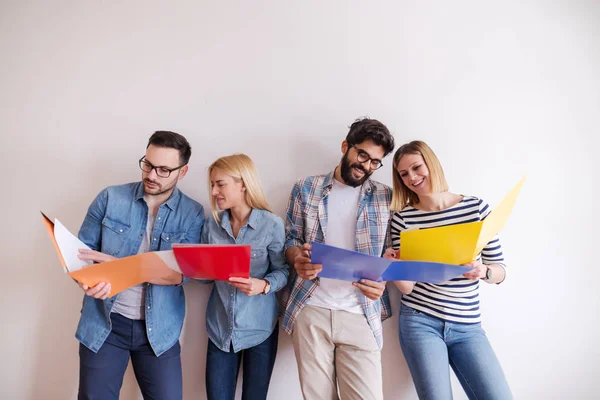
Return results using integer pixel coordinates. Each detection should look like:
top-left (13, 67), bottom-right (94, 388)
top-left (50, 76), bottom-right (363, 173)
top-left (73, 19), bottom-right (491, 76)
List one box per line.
top-left (159, 231), bottom-right (187, 250)
top-left (101, 217), bottom-right (131, 256)
top-left (249, 247), bottom-right (268, 277)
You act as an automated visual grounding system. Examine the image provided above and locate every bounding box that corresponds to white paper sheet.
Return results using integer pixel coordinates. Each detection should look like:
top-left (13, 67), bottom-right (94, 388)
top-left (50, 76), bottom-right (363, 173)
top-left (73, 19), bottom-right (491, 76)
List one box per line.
top-left (53, 218), bottom-right (93, 272)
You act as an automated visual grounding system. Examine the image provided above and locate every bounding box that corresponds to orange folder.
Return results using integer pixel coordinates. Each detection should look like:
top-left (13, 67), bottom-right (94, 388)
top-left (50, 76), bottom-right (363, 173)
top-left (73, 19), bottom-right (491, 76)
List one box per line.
top-left (42, 212), bottom-right (252, 297)
top-left (42, 212), bottom-right (175, 296)
top-left (71, 252), bottom-right (177, 297)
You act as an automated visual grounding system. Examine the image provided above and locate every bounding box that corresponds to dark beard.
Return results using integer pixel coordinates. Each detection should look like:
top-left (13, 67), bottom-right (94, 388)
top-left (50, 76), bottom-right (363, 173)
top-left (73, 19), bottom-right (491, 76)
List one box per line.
top-left (339, 151), bottom-right (372, 187)
top-left (143, 178), bottom-right (176, 196)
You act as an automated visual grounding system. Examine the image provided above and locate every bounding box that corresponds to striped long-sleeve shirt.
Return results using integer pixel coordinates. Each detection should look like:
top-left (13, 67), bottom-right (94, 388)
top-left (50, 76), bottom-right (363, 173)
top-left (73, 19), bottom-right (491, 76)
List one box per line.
top-left (390, 196), bottom-right (505, 324)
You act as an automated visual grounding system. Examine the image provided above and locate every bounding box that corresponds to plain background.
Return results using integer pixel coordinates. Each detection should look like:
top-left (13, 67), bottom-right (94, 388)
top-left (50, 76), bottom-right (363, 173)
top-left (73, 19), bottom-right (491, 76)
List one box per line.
top-left (1, 1), bottom-right (598, 399)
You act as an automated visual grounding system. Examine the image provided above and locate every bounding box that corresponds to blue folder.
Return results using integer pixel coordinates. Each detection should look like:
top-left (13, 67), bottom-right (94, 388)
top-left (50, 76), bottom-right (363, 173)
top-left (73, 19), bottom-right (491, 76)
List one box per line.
top-left (311, 242), bottom-right (471, 284)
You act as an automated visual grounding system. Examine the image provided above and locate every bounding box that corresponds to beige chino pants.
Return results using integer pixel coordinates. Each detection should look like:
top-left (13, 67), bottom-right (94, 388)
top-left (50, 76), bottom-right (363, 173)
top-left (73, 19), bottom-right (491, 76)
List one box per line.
top-left (291, 305), bottom-right (383, 400)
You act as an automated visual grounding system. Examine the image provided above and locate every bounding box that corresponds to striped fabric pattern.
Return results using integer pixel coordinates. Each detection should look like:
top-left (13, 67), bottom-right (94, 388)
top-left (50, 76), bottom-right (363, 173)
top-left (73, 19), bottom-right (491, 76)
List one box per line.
top-left (390, 196), bottom-right (505, 324)
top-left (280, 170), bottom-right (393, 349)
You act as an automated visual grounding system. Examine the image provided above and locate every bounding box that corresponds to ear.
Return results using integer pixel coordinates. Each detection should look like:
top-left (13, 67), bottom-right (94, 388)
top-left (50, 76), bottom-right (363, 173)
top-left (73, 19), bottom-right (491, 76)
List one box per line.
top-left (177, 165), bottom-right (189, 181)
top-left (341, 140), bottom-right (349, 154)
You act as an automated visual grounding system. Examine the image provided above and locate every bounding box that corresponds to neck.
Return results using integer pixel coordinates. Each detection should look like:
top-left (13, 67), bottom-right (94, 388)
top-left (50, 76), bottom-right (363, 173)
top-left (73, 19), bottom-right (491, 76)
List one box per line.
top-left (416, 192), bottom-right (457, 211)
top-left (229, 203), bottom-right (252, 225)
top-left (145, 188), bottom-right (175, 215)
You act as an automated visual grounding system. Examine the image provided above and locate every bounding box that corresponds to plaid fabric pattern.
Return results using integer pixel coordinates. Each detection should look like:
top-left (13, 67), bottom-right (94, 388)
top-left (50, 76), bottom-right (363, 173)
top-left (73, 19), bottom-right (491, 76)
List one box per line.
top-left (280, 171), bottom-right (393, 349)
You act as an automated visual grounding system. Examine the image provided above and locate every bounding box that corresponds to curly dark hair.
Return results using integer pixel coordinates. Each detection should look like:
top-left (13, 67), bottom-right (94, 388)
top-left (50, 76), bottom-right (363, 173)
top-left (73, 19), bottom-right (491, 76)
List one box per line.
top-left (345, 118), bottom-right (395, 156)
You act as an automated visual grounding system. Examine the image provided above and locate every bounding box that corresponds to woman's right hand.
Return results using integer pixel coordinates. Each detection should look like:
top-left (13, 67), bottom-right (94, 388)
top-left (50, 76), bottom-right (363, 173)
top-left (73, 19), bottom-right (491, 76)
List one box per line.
top-left (383, 248), bottom-right (398, 260)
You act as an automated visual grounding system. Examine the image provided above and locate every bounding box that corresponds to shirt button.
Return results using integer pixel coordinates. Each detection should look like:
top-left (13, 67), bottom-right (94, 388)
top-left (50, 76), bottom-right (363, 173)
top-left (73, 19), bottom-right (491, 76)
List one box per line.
top-left (158, 217), bottom-right (161, 220)
top-left (166, 237), bottom-right (169, 241)
top-left (153, 238), bottom-right (157, 241)
top-left (119, 229), bottom-right (123, 233)
top-left (147, 306), bottom-right (151, 309)
top-left (148, 328), bottom-right (152, 332)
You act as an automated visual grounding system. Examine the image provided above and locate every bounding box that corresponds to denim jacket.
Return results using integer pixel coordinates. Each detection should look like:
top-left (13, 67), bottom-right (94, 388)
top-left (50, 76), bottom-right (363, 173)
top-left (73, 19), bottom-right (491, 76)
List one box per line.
top-left (76, 182), bottom-right (204, 356)
top-left (201, 209), bottom-right (288, 352)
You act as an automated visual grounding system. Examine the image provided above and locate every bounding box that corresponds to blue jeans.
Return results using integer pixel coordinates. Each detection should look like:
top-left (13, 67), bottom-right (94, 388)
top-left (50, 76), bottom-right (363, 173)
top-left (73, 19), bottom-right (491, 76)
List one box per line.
top-left (399, 304), bottom-right (512, 400)
top-left (78, 312), bottom-right (182, 400)
top-left (205, 325), bottom-right (279, 400)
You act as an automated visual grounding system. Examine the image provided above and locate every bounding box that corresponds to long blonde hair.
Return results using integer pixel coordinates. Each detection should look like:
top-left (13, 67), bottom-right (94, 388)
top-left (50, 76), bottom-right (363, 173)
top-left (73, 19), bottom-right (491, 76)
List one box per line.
top-left (391, 141), bottom-right (449, 210)
top-left (208, 154), bottom-right (272, 221)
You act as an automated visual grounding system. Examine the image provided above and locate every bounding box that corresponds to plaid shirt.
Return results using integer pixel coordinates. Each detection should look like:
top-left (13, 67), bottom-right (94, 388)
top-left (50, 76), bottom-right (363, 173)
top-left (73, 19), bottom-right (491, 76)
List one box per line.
top-left (280, 170), bottom-right (393, 349)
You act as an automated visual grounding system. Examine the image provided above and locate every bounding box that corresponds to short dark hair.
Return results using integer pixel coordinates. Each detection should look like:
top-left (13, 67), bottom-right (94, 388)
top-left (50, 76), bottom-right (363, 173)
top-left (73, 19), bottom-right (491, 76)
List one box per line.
top-left (147, 131), bottom-right (192, 165)
top-left (345, 118), bottom-right (395, 156)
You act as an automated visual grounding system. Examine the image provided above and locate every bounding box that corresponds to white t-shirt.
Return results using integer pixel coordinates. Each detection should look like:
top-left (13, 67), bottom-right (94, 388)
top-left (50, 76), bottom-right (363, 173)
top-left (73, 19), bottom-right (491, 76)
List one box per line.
top-left (308, 179), bottom-right (364, 314)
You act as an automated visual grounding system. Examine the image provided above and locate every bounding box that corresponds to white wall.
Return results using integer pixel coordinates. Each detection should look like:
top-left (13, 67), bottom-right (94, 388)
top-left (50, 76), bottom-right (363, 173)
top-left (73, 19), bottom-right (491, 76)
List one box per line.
top-left (1, 1), bottom-right (598, 399)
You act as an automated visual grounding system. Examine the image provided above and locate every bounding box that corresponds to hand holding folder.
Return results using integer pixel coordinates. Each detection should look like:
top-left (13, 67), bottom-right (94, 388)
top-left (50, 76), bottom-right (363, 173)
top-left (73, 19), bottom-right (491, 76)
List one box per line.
top-left (400, 177), bottom-right (525, 265)
top-left (42, 212), bottom-right (251, 297)
top-left (310, 177), bottom-right (525, 284)
top-left (311, 242), bottom-right (470, 284)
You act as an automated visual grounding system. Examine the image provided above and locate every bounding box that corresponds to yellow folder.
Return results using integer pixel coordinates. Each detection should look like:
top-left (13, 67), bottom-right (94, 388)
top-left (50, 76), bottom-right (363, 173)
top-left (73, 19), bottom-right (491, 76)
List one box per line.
top-left (400, 177), bottom-right (525, 265)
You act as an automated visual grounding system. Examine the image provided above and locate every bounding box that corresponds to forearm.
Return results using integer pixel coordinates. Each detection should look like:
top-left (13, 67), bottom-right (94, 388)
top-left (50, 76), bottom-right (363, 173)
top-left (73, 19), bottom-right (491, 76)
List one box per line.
top-left (263, 268), bottom-right (289, 292)
top-left (483, 263), bottom-right (506, 284)
top-left (285, 246), bottom-right (301, 266)
top-left (394, 280), bottom-right (416, 295)
top-left (148, 270), bottom-right (184, 285)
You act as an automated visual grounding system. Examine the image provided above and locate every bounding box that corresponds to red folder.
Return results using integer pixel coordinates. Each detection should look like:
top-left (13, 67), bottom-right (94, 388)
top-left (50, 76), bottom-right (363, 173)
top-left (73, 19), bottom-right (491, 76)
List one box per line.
top-left (172, 244), bottom-right (251, 280)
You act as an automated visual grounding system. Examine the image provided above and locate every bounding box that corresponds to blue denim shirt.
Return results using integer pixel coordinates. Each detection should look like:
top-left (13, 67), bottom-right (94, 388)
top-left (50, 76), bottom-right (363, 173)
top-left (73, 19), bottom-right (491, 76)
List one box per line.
top-left (76, 182), bottom-right (204, 356)
top-left (201, 209), bottom-right (288, 352)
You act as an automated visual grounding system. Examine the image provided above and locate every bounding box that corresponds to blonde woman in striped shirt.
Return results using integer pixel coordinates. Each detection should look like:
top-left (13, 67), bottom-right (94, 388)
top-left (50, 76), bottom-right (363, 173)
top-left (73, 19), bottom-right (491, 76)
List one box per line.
top-left (384, 141), bottom-right (512, 399)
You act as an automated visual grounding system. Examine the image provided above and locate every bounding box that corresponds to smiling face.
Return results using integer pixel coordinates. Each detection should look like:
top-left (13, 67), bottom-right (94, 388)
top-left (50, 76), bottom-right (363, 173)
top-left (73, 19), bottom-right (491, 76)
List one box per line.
top-left (209, 167), bottom-right (247, 211)
top-left (396, 152), bottom-right (432, 196)
top-left (339, 139), bottom-right (386, 187)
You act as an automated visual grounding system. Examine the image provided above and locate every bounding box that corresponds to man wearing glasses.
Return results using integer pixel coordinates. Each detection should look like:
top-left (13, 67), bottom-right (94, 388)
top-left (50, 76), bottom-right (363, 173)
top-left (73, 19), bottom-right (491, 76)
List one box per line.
top-left (75, 131), bottom-right (204, 400)
top-left (281, 118), bottom-right (395, 400)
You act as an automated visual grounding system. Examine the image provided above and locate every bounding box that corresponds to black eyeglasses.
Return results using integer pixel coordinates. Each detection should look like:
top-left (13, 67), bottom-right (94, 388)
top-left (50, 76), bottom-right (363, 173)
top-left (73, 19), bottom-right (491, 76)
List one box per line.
top-left (139, 157), bottom-right (186, 178)
top-left (350, 145), bottom-right (383, 170)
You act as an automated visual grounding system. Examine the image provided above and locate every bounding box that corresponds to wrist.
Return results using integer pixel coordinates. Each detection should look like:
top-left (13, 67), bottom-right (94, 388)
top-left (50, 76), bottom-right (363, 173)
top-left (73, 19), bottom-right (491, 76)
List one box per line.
top-left (481, 265), bottom-right (492, 281)
top-left (261, 279), bottom-right (271, 295)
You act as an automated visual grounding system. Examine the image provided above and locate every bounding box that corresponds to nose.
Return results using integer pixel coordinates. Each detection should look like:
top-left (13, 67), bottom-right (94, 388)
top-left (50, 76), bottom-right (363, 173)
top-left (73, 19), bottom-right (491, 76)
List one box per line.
top-left (211, 185), bottom-right (219, 196)
top-left (146, 168), bottom-right (159, 180)
top-left (366, 160), bottom-right (378, 170)
top-left (356, 159), bottom-right (373, 171)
